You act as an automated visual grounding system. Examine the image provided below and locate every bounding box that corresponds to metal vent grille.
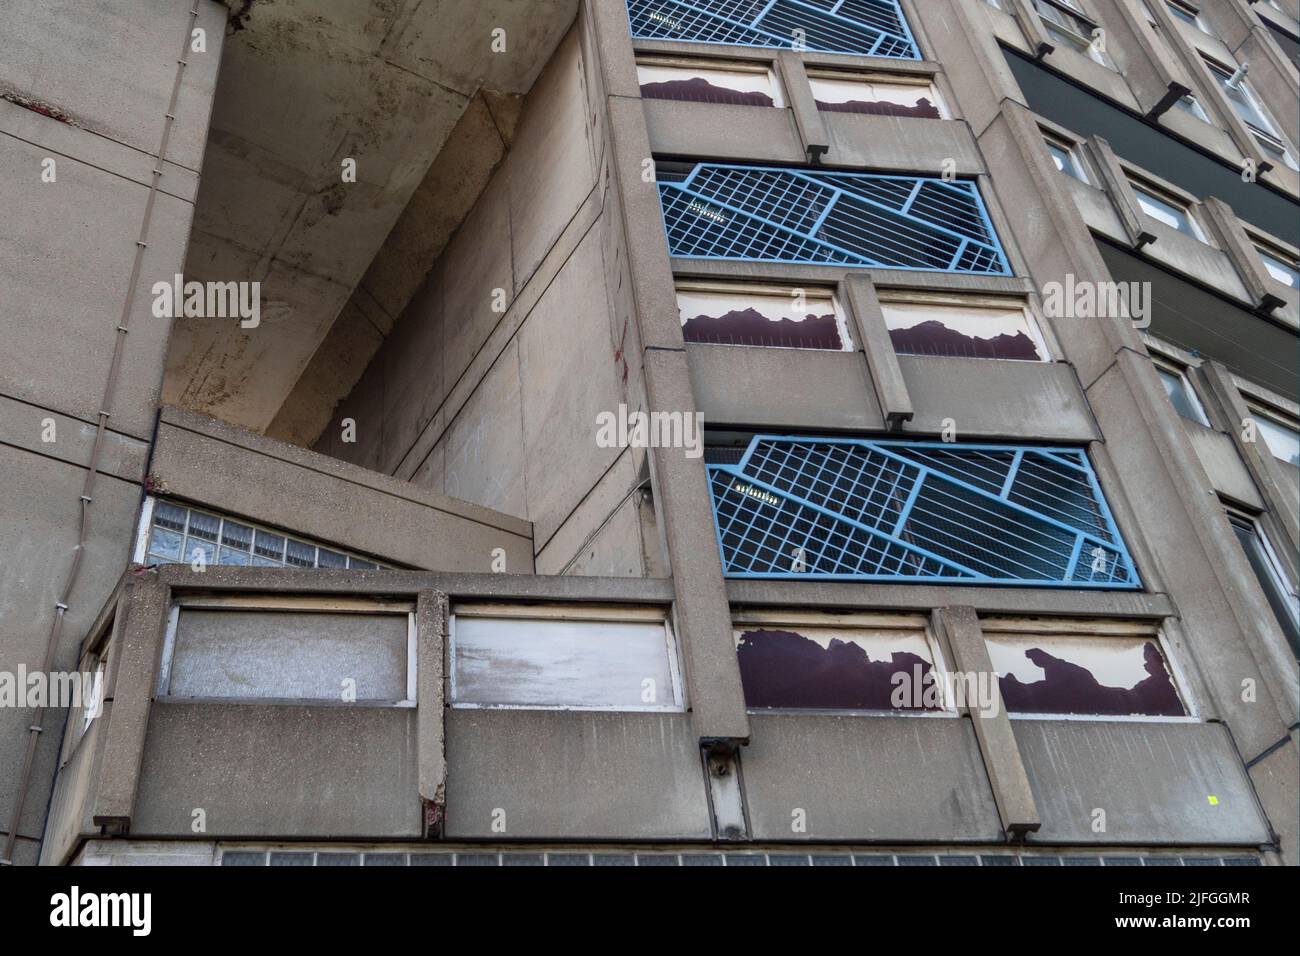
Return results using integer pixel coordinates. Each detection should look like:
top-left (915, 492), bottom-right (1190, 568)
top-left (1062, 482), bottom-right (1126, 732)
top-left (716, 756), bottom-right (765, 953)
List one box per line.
top-left (626, 0), bottom-right (921, 59)
top-left (659, 165), bottom-right (1011, 275)
top-left (707, 436), bottom-right (1139, 588)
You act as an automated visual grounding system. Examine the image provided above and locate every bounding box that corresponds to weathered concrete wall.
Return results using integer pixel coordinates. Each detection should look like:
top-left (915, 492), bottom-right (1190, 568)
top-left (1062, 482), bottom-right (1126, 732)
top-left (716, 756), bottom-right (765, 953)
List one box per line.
top-left (152, 407), bottom-right (533, 573)
top-left (0, 0), bottom-right (226, 863)
top-left (319, 22), bottom-right (660, 578)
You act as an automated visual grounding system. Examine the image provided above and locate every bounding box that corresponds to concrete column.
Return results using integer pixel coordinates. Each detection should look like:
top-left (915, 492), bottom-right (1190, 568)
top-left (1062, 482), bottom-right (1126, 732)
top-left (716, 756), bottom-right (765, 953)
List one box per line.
top-left (91, 575), bottom-right (171, 832)
top-left (416, 590), bottom-right (448, 837)
top-left (1200, 197), bottom-right (1288, 312)
top-left (776, 53), bottom-right (829, 163)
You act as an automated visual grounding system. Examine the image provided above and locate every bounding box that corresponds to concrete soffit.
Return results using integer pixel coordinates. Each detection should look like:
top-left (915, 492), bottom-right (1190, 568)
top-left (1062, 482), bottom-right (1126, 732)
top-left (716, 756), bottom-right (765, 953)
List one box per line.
top-left (162, 0), bottom-right (579, 442)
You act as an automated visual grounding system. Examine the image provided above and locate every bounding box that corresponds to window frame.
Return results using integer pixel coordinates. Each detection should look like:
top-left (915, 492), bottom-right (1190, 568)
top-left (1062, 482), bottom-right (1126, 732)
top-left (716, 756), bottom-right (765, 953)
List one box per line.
top-left (1151, 355), bottom-right (1211, 427)
top-left (1033, 0), bottom-right (1116, 69)
top-left (634, 55), bottom-right (786, 109)
top-left (876, 290), bottom-right (1054, 363)
top-left (1246, 402), bottom-right (1300, 468)
top-left (1128, 177), bottom-right (1208, 242)
top-left (803, 68), bottom-right (949, 119)
top-left (980, 616), bottom-right (1198, 723)
top-left (730, 608), bottom-right (958, 717)
top-left (1201, 55), bottom-right (1299, 169)
top-left (448, 603), bottom-right (686, 714)
top-left (1225, 507), bottom-right (1300, 656)
top-left (155, 594), bottom-right (418, 707)
top-left (1042, 129), bottom-right (1094, 185)
top-left (674, 280), bottom-right (853, 352)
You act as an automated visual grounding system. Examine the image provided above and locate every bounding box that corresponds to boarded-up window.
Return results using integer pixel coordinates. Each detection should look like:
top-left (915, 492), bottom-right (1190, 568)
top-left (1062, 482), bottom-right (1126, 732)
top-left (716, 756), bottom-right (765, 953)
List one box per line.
top-left (636, 61), bottom-right (783, 108)
top-left (677, 285), bottom-right (851, 350)
top-left (733, 613), bottom-right (947, 711)
top-left (879, 296), bottom-right (1047, 361)
top-left (160, 602), bottom-right (413, 703)
top-left (451, 605), bottom-right (682, 711)
top-left (807, 74), bottom-right (944, 118)
top-left (982, 619), bottom-right (1186, 717)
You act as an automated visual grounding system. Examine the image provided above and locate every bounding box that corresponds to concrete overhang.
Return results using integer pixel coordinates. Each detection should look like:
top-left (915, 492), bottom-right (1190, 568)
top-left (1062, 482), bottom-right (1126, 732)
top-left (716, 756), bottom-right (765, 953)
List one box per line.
top-left (163, 0), bottom-right (578, 443)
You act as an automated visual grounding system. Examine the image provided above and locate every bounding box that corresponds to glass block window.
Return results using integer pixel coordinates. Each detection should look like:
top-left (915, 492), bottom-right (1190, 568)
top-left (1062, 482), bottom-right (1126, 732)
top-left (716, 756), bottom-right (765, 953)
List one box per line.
top-left (141, 499), bottom-right (385, 570)
top-left (625, 0), bottom-right (922, 60)
top-left (659, 164), bottom-right (1011, 274)
top-left (705, 435), bottom-right (1140, 587)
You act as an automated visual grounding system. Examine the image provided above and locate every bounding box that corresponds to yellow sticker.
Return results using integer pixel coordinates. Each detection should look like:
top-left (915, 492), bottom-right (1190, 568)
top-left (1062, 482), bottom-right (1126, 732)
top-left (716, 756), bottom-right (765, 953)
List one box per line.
top-left (1207, 795), bottom-right (1219, 806)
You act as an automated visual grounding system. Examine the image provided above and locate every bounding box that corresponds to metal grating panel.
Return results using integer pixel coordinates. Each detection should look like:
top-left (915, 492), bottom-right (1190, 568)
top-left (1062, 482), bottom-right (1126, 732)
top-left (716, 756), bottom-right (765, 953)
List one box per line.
top-left (659, 165), bottom-right (1012, 274)
top-left (707, 436), bottom-right (1139, 588)
top-left (626, 0), bottom-right (921, 58)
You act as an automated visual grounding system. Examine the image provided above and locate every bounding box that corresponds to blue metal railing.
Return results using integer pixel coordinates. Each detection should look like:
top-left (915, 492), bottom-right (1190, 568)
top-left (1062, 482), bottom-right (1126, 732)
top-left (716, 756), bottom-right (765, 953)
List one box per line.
top-left (707, 436), bottom-right (1140, 588)
top-left (626, 0), bottom-right (922, 59)
top-left (659, 164), bottom-right (1012, 275)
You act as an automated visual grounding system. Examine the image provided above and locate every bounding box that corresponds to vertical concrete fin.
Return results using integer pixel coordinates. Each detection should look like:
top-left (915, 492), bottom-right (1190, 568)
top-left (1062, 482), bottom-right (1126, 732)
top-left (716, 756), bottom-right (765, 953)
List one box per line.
top-left (932, 606), bottom-right (1041, 840)
top-left (844, 276), bottom-right (914, 430)
top-left (1086, 134), bottom-right (1159, 248)
top-left (416, 590), bottom-right (448, 837)
top-left (1200, 197), bottom-right (1288, 312)
top-left (702, 746), bottom-right (750, 841)
top-left (91, 576), bottom-right (171, 831)
top-left (777, 53), bottom-right (829, 163)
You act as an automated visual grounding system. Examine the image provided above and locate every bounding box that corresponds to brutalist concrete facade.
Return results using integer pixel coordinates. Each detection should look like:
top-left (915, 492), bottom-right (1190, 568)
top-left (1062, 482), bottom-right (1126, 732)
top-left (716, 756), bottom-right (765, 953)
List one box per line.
top-left (1, 0), bottom-right (1296, 867)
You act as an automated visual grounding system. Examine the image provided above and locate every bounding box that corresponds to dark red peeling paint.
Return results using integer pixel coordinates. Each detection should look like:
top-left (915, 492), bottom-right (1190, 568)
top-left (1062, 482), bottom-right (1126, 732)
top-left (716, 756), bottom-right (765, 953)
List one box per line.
top-left (682, 307), bottom-right (842, 349)
top-left (639, 77), bottom-right (775, 108)
top-left (1, 92), bottom-right (74, 124)
top-left (999, 642), bottom-right (1185, 716)
top-left (815, 96), bottom-right (941, 119)
top-left (737, 628), bottom-right (941, 710)
top-left (889, 320), bottom-right (1040, 360)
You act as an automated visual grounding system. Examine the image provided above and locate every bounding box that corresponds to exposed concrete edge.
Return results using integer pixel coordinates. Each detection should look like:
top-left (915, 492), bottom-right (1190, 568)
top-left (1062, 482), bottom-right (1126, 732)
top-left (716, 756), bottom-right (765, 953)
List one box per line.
top-left (727, 579), bottom-right (1176, 617)
top-left (153, 564), bottom-right (677, 603)
top-left (158, 405), bottom-right (531, 539)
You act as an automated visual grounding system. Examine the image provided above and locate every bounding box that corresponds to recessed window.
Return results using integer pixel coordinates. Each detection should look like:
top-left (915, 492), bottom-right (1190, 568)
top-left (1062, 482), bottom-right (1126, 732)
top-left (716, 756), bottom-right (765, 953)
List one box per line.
top-left (983, 619), bottom-right (1187, 717)
top-left (733, 612), bottom-right (949, 712)
top-left (1034, 0), bottom-right (1116, 68)
top-left (1043, 133), bottom-right (1091, 183)
top-left (1249, 407), bottom-right (1300, 467)
top-left (1228, 512), bottom-right (1300, 660)
top-left (450, 605), bottom-right (683, 711)
top-left (1172, 93), bottom-right (1210, 123)
top-left (138, 498), bottom-right (385, 570)
top-left (879, 295), bottom-right (1048, 361)
top-left (158, 599), bottom-right (415, 704)
top-left (635, 60), bottom-right (783, 108)
top-left (1130, 181), bottom-right (1206, 241)
top-left (1153, 360), bottom-right (1209, 426)
top-left (1203, 57), bottom-right (1300, 170)
top-left (1255, 243), bottom-right (1300, 288)
top-left (676, 284), bottom-right (850, 351)
top-left (1165, 1), bottom-right (1208, 32)
top-left (806, 73), bottom-right (944, 118)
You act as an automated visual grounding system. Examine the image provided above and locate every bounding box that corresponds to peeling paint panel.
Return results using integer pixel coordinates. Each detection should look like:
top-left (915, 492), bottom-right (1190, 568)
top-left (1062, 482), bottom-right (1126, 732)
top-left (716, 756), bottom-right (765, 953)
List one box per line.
top-left (450, 605), bottom-right (683, 711)
top-left (879, 297), bottom-right (1047, 361)
top-left (636, 61), bottom-right (783, 107)
top-left (983, 622), bottom-right (1186, 717)
top-left (733, 613), bottom-right (945, 711)
top-left (807, 74), bottom-right (945, 118)
top-left (676, 285), bottom-right (851, 350)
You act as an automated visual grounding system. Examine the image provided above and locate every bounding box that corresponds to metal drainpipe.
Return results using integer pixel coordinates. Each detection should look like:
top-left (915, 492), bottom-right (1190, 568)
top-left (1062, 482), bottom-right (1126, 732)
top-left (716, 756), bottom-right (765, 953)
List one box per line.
top-left (1, 5), bottom-right (202, 866)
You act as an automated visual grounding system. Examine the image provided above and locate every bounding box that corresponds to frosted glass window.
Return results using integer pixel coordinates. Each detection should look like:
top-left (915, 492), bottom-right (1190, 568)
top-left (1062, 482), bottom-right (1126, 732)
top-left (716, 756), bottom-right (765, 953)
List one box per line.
top-left (636, 63), bottom-right (783, 108)
top-left (452, 613), bottom-right (681, 711)
top-left (807, 76), bottom-right (944, 118)
top-left (163, 609), bottom-right (411, 702)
